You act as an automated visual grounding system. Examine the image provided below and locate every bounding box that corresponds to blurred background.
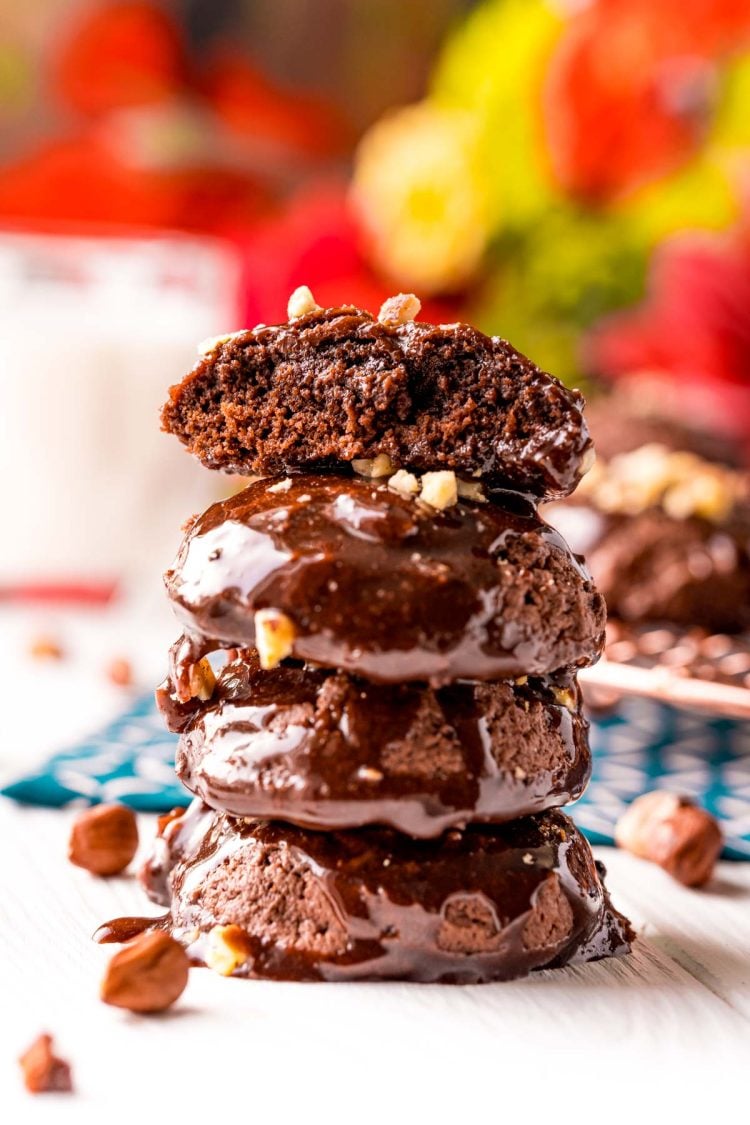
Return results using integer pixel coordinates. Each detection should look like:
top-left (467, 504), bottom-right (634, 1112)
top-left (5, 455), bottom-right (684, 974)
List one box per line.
top-left (3, 0), bottom-right (750, 595)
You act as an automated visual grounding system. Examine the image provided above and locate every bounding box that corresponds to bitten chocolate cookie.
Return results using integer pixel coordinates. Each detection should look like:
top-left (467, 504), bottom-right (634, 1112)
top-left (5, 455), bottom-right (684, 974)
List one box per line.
top-left (156, 654), bottom-right (590, 837)
top-left (165, 474), bottom-right (605, 685)
top-left (161, 304), bottom-right (592, 499)
top-left (139, 801), bottom-right (632, 983)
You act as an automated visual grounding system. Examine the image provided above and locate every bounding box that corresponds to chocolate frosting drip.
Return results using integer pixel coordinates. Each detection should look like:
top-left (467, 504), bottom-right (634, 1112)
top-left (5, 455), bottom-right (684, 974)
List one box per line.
top-left (135, 801), bottom-right (632, 984)
top-left (165, 475), bottom-right (604, 685)
top-left (157, 654), bottom-right (591, 837)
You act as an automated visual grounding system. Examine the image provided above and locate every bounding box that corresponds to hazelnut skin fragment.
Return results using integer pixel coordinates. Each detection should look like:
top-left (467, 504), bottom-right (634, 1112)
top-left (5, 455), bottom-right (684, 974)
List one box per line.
top-left (68, 804), bottom-right (139, 877)
top-left (615, 791), bottom-right (723, 887)
top-left (100, 931), bottom-right (190, 1013)
top-left (18, 1033), bottom-right (73, 1094)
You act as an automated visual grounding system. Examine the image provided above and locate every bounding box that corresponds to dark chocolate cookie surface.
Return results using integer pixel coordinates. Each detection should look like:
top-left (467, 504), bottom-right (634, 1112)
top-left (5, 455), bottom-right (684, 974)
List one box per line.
top-left (157, 654), bottom-right (590, 837)
top-left (165, 474), bottom-right (605, 684)
top-left (161, 306), bottom-right (592, 499)
top-left (139, 801), bottom-right (632, 983)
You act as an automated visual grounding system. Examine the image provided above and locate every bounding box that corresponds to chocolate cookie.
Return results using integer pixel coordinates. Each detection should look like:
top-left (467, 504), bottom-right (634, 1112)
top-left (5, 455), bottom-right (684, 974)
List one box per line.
top-left (552, 505), bottom-right (750, 633)
top-left (140, 801), bottom-right (632, 983)
top-left (157, 654), bottom-right (590, 837)
top-left (161, 306), bottom-right (592, 499)
top-left (165, 474), bottom-right (605, 685)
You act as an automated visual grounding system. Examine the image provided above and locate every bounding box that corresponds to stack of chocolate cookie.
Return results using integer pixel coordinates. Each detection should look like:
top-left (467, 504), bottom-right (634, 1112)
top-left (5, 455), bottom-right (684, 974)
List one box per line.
top-left (145, 289), bottom-right (632, 983)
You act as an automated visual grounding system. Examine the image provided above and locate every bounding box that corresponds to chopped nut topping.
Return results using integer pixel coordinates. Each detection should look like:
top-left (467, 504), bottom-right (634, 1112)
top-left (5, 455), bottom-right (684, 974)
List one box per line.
top-left (378, 292), bottom-right (422, 325)
top-left (522, 853), bottom-right (534, 865)
top-left (267, 478), bottom-right (292, 494)
top-left (352, 453), bottom-right (394, 478)
top-left (205, 925), bottom-right (253, 976)
top-left (287, 285), bottom-right (319, 319)
top-left (187, 658), bottom-right (216, 701)
top-left (580, 446), bottom-right (597, 476)
top-left (515, 676), bottom-right (528, 686)
top-left (576, 443), bottom-right (746, 522)
top-left (196, 331), bottom-right (243, 356)
top-left (28, 635), bottom-right (64, 661)
top-left (255, 608), bottom-right (296, 669)
top-left (456, 478), bottom-right (486, 502)
top-left (356, 766), bottom-right (384, 782)
top-left (552, 687), bottom-right (577, 711)
top-left (420, 470), bottom-right (458, 510)
top-left (388, 469), bottom-right (419, 496)
top-left (18, 1033), bottom-right (73, 1094)
top-left (69, 804), bottom-right (139, 877)
top-left (514, 766), bottom-right (527, 781)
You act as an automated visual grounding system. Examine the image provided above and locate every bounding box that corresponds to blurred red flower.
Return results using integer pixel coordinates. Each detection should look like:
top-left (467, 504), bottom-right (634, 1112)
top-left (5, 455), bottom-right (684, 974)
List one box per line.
top-left (52, 2), bottom-right (187, 117)
top-left (237, 184), bottom-right (462, 327)
top-left (0, 135), bottom-right (267, 234)
top-left (587, 213), bottom-right (750, 441)
top-left (544, 3), bottom-right (719, 205)
top-left (199, 48), bottom-right (351, 160)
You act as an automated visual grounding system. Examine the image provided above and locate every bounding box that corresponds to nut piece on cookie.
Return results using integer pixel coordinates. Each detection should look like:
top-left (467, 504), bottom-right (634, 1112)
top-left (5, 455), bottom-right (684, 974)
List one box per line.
top-left (287, 285), bottom-right (320, 320)
top-left (420, 470), bottom-right (458, 510)
top-left (255, 608), bottom-right (296, 669)
top-left (378, 293), bottom-right (421, 325)
top-left (352, 453), bottom-right (394, 478)
top-left (389, 469), bottom-right (420, 497)
top-left (456, 478), bottom-right (486, 503)
top-left (188, 658), bottom-right (216, 701)
top-left (205, 925), bottom-right (253, 976)
top-left (615, 791), bottom-right (723, 887)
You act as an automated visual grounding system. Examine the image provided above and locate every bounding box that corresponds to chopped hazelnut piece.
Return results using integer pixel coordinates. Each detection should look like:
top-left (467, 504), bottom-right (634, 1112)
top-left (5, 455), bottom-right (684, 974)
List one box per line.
top-left (196, 331), bottom-right (243, 356)
top-left (378, 293), bottom-right (421, 325)
top-left (456, 478), bottom-right (486, 503)
top-left (255, 608), bottom-right (296, 669)
top-left (420, 470), bottom-right (458, 510)
top-left (205, 925), bottom-right (253, 976)
top-left (356, 766), bottom-right (384, 782)
top-left (287, 285), bottom-right (319, 319)
top-left (580, 446), bottom-right (597, 476)
top-left (267, 478), bottom-right (292, 494)
top-left (106, 657), bottom-right (133, 687)
top-left (552, 687), bottom-right (577, 712)
top-left (352, 453), bottom-right (394, 478)
top-left (388, 469), bottom-right (419, 496)
top-left (188, 658), bottom-right (216, 701)
top-left (29, 635), bottom-right (64, 661)
top-left (18, 1033), bottom-right (72, 1094)
top-left (615, 791), bottom-right (723, 887)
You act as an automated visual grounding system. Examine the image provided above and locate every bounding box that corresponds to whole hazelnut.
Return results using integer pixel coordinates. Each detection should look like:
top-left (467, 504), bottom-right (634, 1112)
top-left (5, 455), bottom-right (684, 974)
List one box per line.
top-left (68, 804), bottom-right (139, 877)
top-left (615, 791), bottom-right (723, 887)
top-left (100, 931), bottom-right (190, 1013)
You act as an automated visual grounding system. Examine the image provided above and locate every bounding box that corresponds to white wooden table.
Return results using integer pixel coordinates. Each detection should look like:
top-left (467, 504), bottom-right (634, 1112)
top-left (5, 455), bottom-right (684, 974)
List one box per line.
top-left (2, 605), bottom-right (750, 1118)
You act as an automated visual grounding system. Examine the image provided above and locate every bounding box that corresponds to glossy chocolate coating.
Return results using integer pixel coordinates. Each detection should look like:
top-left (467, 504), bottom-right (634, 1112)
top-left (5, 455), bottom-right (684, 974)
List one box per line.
top-left (165, 475), bottom-right (604, 685)
top-left (157, 654), bottom-right (591, 837)
top-left (137, 800), bottom-right (632, 983)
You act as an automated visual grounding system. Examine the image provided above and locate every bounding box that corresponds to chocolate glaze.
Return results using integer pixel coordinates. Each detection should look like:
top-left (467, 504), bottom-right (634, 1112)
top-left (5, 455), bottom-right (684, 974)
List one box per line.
top-left (165, 475), bottom-right (604, 686)
top-left (157, 654), bottom-right (591, 837)
top-left (138, 800), bottom-right (632, 983)
top-left (161, 306), bottom-right (592, 500)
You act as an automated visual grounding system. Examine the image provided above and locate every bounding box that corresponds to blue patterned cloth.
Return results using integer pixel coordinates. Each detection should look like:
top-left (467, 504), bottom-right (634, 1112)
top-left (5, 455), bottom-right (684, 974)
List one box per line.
top-left (3, 693), bottom-right (749, 859)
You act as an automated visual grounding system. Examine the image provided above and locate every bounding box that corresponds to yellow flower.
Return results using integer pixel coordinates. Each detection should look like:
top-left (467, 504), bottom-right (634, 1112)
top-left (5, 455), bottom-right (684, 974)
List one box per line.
top-left (351, 101), bottom-right (492, 294)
